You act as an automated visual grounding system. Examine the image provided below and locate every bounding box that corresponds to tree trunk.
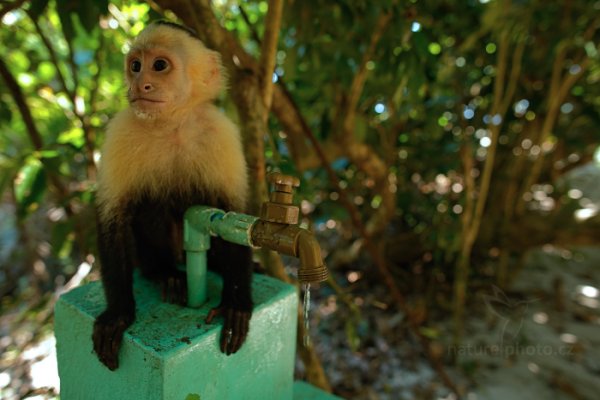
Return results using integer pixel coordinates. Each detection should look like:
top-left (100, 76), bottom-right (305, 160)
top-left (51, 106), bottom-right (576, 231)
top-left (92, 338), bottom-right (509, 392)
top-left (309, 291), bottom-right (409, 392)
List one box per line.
top-left (151, 0), bottom-right (332, 390)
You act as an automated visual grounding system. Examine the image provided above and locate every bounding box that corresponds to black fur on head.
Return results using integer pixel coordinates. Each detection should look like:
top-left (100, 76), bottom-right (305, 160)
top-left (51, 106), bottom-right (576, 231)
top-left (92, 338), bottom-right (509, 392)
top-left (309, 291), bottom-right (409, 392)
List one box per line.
top-left (153, 20), bottom-right (200, 40)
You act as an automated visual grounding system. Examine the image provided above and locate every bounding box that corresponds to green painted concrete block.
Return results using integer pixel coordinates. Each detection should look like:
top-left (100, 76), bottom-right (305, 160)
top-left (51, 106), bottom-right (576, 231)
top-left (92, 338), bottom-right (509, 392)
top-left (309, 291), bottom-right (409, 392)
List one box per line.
top-left (55, 272), bottom-right (298, 400)
top-left (293, 381), bottom-right (343, 400)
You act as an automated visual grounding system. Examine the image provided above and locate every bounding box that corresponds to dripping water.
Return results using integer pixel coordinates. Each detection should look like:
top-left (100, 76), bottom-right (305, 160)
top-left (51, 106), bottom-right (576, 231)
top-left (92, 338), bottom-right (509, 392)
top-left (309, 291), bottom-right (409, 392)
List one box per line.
top-left (302, 283), bottom-right (311, 347)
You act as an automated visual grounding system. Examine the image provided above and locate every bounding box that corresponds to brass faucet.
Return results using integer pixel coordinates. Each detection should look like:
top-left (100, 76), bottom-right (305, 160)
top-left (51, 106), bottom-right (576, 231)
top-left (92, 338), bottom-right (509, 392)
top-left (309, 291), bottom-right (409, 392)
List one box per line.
top-left (251, 173), bottom-right (328, 284)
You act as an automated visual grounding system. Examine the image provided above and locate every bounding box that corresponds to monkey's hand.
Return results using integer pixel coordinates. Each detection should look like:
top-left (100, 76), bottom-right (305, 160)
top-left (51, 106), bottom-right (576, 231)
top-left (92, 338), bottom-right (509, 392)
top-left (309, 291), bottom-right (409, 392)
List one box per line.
top-left (92, 311), bottom-right (134, 371)
top-left (205, 306), bottom-right (251, 355)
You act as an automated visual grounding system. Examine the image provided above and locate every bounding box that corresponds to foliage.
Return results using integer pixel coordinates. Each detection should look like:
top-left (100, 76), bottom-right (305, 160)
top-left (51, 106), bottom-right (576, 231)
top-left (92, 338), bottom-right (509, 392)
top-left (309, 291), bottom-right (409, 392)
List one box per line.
top-left (0, 0), bottom-right (599, 397)
top-left (0, 1), bottom-right (151, 266)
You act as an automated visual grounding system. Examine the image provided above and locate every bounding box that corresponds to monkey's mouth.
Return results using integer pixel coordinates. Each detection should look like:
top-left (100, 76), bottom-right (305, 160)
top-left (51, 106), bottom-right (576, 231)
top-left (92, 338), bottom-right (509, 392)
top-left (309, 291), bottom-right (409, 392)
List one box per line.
top-left (131, 98), bottom-right (165, 103)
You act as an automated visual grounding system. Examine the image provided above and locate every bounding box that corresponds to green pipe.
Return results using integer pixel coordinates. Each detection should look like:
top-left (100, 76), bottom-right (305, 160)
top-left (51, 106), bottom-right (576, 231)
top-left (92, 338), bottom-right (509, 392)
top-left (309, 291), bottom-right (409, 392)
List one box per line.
top-left (185, 251), bottom-right (207, 308)
top-left (183, 206), bottom-right (259, 308)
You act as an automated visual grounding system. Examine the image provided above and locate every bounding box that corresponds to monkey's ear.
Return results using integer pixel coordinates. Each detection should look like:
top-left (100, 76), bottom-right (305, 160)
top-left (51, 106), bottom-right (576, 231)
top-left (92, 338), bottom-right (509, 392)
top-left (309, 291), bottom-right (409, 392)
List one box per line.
top-left (191, 50), bottom-right (226, 101)
top-left (204, 53), bottom-right (221, 83)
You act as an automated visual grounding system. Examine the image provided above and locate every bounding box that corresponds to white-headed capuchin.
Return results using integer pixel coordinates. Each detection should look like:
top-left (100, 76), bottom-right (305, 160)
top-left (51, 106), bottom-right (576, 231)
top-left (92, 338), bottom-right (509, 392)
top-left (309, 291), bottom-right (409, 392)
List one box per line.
top-left (93, 21), bottom-right (252, 371)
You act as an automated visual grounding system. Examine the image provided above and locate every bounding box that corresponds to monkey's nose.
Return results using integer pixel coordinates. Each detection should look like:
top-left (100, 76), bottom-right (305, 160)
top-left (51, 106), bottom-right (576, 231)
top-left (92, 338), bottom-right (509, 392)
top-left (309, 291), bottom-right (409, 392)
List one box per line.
top-left (142, 83), bottom-right (154, 92)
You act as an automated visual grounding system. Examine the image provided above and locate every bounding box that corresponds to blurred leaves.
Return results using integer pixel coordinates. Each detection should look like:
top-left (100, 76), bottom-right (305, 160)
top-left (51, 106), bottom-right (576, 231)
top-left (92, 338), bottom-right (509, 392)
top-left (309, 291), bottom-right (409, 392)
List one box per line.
top-left (0, 0), bottom-right (598, 397)
top-left (14, 156), bottom-right (46, 218)
top-left (0, 0), bottom-right (597, 347)
top-left (0, 0), bottom-right (144, 279)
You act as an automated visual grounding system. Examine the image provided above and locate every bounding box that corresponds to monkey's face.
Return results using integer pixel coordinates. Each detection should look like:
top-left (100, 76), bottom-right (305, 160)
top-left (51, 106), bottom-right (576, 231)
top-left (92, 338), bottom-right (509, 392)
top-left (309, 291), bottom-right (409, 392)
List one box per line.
top-left (125, 47), bottom-right (190, 118)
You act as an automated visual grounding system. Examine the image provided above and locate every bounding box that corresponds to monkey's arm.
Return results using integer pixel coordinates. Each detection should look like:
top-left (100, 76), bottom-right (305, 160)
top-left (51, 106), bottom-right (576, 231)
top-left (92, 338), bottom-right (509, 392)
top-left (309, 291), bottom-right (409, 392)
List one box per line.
top-left (206, 238), bottom-right (253, 355)
top-left (93, 210), bottom-right (136, 370)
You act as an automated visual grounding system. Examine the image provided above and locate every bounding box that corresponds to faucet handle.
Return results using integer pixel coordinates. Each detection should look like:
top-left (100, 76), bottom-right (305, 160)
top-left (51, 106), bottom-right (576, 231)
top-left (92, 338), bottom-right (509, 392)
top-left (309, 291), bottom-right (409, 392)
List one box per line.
top-left (262, 173), bottom-right (300, 224)
top-left (267, 172), bottom-right (300, 194)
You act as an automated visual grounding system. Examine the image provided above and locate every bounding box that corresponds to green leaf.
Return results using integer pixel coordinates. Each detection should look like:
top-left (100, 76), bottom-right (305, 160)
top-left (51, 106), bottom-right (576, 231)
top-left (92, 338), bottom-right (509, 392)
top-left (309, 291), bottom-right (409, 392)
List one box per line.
top-left (14, 157), bottom-right (47, 217)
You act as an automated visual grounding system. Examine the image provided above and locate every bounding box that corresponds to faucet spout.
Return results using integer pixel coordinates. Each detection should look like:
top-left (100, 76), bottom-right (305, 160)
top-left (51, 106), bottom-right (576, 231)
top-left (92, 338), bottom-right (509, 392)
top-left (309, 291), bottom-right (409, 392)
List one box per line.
top-left (250, 221), bottom-right (328, 284)
top-left (251, 172), bottom-right (329, 284)
top-left (296, 229), bottom-right (329, 284)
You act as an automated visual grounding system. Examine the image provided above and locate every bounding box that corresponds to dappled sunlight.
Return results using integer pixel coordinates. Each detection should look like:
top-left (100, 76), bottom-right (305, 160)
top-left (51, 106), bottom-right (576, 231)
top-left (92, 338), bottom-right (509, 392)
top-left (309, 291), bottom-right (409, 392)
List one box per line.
top-left (532, 312), bottom-right (548, 324)
top-left (559, 333), bottom-right (578, 345)
top-left (578, 285), bottom-right (599, 299)
top-left (23, 335), bottom-right (59, 394)
top-left (574, 205), bottom-right (598, 222)
top-left (527, 362), bottom-right (540, 374)
top-left (575, 285), bottom-right (600, 309)
top-left (346, 271), bottom-right (362, 284)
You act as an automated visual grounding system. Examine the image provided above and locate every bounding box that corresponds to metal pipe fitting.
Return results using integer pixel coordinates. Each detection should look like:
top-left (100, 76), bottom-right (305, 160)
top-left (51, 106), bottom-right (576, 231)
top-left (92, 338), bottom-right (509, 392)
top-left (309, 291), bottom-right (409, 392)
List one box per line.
top-left (250, 220), bottom-right (328, 284)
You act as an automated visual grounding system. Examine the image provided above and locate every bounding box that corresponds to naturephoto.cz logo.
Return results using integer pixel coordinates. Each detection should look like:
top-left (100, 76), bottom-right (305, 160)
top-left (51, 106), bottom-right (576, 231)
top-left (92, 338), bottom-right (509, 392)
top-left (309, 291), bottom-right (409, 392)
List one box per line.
top-left (448, 286), bottom-right (573, 358)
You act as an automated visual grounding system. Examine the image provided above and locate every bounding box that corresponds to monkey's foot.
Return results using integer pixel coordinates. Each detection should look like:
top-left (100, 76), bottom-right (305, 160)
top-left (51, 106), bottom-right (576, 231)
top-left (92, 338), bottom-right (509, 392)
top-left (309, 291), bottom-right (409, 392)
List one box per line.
top-left (92, 311), bottom-right (134, 371)
top-left (205, 306), bottom-right (251, 355)
top-left (161, 270), bottom-right (188, 306)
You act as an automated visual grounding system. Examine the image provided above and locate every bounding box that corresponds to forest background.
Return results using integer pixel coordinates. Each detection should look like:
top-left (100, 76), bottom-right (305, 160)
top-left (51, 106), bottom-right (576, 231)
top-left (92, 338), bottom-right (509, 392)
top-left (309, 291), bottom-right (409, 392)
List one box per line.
top-left (1, 0), bottom-right (599, 399)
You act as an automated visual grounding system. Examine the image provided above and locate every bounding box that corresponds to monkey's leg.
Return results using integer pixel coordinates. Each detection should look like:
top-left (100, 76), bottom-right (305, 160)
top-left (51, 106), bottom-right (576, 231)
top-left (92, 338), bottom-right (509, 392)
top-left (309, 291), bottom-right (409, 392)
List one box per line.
top-left (133, 203), bottom-right (188, 306)
top-left (93, 215), bottom-right (136, 371)
top-left (205, 238), bottom-right (253, 355)
top-left (139, 247), bottom-right (187, 306)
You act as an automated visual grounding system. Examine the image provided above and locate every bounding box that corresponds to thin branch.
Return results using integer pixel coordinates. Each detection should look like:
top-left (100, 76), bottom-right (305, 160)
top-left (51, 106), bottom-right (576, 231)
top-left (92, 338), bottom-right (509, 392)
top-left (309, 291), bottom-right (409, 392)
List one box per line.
top-left (548, 41), bottom-right (568, 106)
top-left (331, 11), bottom-right (394, 235)
top-left (0, 57), bottom-right (71, 204)
top-left (454, 25), bottom-right (512, 349)
top-left (515, 20), bottom-right (598, 216)
top-left (556, 57), bottom-right (590, 102)
top-left (516, 56), bottom-right (591, 216)
top-left (499, 38), bottom-right (525, 116)
top-left (258, 0), bottom-right (284, 111)
top-left (30, 14), bottom-right (98, 179)
top-left (238, 5), bottom-right (262, 44)
top-left (0, 58), bottom-right (44, 150)
top-left (460, 141), bottom-right (475, 231)
top-left (343, 11), bottom-right (392, 133)
top-left (490, 30), bottom-right (509, 115)
top-left (467, 29), bottom-right (511, 247)
top-left (184, 0), bottom-right (236, 63)
top-left (30, 16), bottom-right (76, 101)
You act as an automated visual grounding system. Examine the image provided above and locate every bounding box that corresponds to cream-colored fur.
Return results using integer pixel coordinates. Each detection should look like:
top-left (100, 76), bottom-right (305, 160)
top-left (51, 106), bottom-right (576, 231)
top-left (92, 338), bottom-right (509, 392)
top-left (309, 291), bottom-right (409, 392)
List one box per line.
top-left (96, 23), bottom-right (247, 222)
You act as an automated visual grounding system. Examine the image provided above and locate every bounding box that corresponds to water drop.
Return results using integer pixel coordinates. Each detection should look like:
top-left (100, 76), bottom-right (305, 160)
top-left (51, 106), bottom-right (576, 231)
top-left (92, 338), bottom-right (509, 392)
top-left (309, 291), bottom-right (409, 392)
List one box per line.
top-left (302, 283), bottom-right (311, 347)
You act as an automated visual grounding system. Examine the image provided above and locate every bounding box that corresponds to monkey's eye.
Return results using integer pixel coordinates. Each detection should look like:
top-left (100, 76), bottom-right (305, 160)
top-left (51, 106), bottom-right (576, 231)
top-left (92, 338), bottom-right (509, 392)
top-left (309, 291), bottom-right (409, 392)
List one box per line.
top-left (130, 60), bottom-right (142, 73)
top-left (153, 59), bottom-right (169, 71)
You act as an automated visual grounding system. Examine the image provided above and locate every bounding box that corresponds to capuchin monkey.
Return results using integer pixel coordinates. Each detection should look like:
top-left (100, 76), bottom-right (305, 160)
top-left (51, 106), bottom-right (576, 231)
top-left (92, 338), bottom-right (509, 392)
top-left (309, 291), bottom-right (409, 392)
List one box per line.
top-left (92, 21), bottom-right (252, 371)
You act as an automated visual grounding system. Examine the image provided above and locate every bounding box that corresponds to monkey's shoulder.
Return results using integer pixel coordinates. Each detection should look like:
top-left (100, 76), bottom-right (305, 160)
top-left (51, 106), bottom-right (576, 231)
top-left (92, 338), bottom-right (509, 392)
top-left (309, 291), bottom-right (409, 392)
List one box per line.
top-left (191, 104), bottom-right (241, 139)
